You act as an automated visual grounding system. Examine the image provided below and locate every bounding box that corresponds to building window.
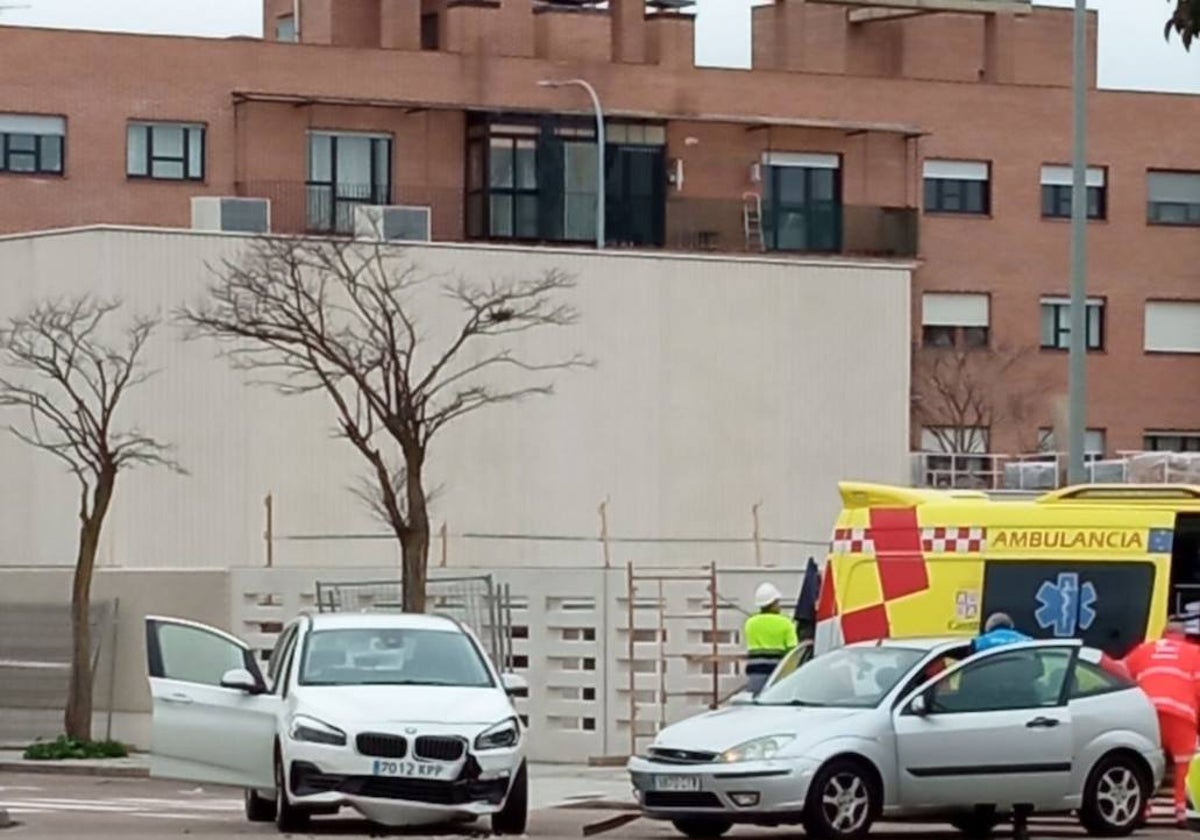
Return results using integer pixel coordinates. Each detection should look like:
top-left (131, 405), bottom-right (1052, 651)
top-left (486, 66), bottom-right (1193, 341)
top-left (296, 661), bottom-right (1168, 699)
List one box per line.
top-left (306, 131), bottom-right (392, 233)
top-left (923, 159), bottom-right (990, 215)
top-left (1040, 296), bottom-right (1104, 351)
top-left (0, 114), bottom-right (65, 176)
top-left (275, 14), bottom-right (297, 42)
top-left (919, 426), bottom-right (992, 488)
top-left (921, 292), bottom-right (989, 349)
top-left (1144, 432), bottom-right (1200, 453)
top-left (421, 13), bottom-right (439, 50)
top-left (1041, 165), bottom-right (1106, 220)
top-left (1037, 428), bottom-right (1106, 457)
top-left (1144, 300), bottom-right (1200, 353)
top-left (762, 152), bottom-right (842, 253)
top-left (127, 122), bottom-right (205, 181)
top-left (1147, 171), bottom-right (1200, 225)
top-left (487, 134), bottom-right (539, 239)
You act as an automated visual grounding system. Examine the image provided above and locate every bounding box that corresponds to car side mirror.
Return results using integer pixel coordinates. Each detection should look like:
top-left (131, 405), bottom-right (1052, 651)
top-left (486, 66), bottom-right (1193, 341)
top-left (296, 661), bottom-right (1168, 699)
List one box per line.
top-left (220, 668), bottom-right (261, 694)
top-left (909, 693), bottom-right (930, 717)
top-left (501, 672), bottom-right (528, 696)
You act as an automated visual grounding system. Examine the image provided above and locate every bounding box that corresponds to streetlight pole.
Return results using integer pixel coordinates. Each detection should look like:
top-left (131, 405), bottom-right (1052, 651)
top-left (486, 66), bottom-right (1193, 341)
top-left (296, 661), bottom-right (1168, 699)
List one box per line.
top-left (538, 78), bottom-right (605, 250)
top-left (1066, 0), bottom-right (1088, 484)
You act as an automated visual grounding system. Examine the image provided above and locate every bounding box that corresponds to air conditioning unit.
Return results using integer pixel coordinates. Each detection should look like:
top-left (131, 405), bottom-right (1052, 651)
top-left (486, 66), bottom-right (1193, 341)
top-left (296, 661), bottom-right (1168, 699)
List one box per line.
top-left (354, 205), bottom-right (432, 243)
top-left (191, 197), bottom-right (271, 234)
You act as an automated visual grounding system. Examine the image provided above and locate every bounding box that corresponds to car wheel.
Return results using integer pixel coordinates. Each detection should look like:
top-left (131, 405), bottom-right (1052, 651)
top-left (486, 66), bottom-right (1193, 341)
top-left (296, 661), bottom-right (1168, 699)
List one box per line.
top-left (949, 809), bottom-right (1001, 838)
top-left (803, 758), bottom-right (877, 840)
top-left (274, 750), bottom-right (310, 834)
top-left (671, 818), bottom-right (733, 838)
top-left (1079, 753), bottom-right (1146, 837)
top-left (492, 761), bottom-right (529, 835)
top-left (244, 787), bottom-right (277, 823)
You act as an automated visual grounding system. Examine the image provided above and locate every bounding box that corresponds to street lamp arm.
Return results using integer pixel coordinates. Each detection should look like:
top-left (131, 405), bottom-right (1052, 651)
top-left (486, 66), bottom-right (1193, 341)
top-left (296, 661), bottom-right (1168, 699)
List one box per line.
top-left (537, 78), bottom-right (606, 250)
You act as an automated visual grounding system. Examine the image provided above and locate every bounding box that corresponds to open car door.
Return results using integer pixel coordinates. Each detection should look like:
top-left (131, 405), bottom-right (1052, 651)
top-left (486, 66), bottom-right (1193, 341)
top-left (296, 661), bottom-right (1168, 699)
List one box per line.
top-left (724, 641), bottom-right (814, 706)
top-left (145, 616), bottom-right (280, 788)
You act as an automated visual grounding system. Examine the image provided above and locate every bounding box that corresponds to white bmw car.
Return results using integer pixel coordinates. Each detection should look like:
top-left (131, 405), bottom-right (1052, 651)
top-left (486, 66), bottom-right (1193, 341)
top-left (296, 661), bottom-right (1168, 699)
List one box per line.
top-left (629, 637), bottom-right (1163, 840)
top-left (144, 612), bottom-right (528, 833)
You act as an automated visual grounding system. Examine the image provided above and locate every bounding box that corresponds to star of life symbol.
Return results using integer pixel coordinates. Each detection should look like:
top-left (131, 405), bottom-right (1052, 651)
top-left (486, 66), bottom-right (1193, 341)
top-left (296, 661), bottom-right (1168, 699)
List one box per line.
top-left (1034, 572), bottom-right (1097, 637)
top-left (955, 589), bottom-right (979, 621)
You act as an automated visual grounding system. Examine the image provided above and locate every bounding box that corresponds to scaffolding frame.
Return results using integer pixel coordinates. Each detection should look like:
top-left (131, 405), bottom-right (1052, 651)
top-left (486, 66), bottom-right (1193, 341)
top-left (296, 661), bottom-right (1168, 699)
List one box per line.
top-left (624, 563), bottom-right (746, 757)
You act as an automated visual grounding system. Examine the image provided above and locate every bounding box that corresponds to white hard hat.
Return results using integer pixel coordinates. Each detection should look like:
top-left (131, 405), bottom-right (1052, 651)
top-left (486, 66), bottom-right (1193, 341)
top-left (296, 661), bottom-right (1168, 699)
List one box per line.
top-left (755, 582), bottom-right (783, 608)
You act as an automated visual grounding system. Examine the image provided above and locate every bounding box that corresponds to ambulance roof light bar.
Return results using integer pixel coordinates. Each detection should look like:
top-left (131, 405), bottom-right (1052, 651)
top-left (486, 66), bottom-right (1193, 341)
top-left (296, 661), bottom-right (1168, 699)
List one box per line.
top-left (1038, 484), bottom-right (1200, 504)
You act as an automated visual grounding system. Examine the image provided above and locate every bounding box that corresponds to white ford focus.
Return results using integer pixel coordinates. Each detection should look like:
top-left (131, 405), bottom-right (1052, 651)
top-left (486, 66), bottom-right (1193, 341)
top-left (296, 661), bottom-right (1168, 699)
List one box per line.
top-left (144, 612), bottom-right (528, 833)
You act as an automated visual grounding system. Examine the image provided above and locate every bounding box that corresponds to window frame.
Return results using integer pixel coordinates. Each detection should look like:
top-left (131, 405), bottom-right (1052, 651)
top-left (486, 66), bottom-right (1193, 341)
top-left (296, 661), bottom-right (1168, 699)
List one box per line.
top-left (126, 121), bottom-right (206, 182)
top-left (275, 13), bottom-right (297, 42)
top-left (484, 133), bottom-right (540, 241)
top-left (305, 130), bottom-right (393, 234)
top-left (1040, 297), bottom-right (1105, 352)
top-left (1147, 169), bottom-right (1200, 227)
top-left (1039, 164), bottom-right (1107, 221)
top-left (146, 618), bottom-right (264, 689)
top-left (921, 324), bottom-right (990, 350)
top-left (0, 132), bottom-right (65, 176)
top-left (1068, 658), bottom-right (1133, 700)
top-left (911, 646), bottom-right (1077, 716)
top-left (923, 160), bottom-right (992, 216)
top-left (1144, 432), bottom-right (1200, 453)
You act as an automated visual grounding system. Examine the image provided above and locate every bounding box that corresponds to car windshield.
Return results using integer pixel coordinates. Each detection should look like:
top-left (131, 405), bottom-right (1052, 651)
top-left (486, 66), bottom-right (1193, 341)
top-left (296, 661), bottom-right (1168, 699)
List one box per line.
top-left (298, 627), bottom-right (494, 688)
top-left (756, 646), bottom-right (925, 708)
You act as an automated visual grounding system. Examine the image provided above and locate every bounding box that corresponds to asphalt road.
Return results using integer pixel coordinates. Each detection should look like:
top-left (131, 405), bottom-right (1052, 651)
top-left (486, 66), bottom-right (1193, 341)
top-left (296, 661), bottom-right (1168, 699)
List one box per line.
top-left (0, 772), bottom-right (1192, 839)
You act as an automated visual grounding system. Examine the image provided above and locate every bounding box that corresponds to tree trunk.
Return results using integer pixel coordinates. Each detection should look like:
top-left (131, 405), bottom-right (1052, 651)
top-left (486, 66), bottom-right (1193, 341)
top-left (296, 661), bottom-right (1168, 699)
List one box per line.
top-left (64, 472), bottom-right (115, 742)
top-left (401, 447), bottom-right (429, 613)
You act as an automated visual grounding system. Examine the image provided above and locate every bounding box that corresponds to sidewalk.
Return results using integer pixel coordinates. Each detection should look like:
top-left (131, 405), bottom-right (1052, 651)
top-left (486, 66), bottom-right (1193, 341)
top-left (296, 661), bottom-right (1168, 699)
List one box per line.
top-left (0, 750), bottom-right (636, 809)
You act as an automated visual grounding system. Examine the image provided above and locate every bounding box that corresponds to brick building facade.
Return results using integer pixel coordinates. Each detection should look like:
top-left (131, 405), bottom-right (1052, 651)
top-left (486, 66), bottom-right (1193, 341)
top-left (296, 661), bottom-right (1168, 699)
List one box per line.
top-left (0, 0), bottom-right (1197, 465)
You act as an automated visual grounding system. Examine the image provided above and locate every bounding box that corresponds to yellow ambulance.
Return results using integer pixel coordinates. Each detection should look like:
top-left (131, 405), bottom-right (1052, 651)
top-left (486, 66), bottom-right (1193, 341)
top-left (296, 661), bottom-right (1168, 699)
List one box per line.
top-left (814, 481), bottom-right (1200, 817)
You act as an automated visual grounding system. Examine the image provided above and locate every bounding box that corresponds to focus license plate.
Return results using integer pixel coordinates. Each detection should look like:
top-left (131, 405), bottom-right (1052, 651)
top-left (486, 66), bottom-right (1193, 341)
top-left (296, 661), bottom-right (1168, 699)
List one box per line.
top-left (372, 759), bottom-right (446, 779)
top-left (653, 775), bottom-right (701, 792)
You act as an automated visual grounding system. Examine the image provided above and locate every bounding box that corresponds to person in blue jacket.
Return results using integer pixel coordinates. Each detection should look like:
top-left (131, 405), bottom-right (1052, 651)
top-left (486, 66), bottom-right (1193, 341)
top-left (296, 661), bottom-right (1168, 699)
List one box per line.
top-left (971, 611), bottom-right (1031, 654)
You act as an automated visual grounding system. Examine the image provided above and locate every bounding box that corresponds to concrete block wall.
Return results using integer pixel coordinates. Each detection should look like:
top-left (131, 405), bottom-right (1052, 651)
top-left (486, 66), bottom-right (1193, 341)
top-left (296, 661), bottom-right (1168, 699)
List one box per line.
top-left (0, 563), bottom-right (807, 762)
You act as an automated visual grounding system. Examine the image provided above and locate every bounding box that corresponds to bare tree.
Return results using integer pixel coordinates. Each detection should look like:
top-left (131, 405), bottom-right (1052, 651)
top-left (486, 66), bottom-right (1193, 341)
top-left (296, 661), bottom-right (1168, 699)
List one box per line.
top-left (0, 297), bottom-right (181, 740)
top-left (912, 343), bottom-right (1043, 456)
top-left (180, 236), bottom-right (589, 612)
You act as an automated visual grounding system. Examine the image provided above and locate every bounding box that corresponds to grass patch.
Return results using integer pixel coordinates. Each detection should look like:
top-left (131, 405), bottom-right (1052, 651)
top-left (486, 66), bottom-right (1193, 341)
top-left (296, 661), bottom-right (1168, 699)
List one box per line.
top-left (23, 736), bottom-right (128, 761)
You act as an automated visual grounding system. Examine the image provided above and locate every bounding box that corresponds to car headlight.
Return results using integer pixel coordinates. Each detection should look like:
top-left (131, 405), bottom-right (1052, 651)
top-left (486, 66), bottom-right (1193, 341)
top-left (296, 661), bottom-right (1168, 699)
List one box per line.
top-left (475, 717), bottom-right (521, 751)
top-left (290, 715), bottom-right (347, 747)
top-left (719, 734), bottom-right (795, 763)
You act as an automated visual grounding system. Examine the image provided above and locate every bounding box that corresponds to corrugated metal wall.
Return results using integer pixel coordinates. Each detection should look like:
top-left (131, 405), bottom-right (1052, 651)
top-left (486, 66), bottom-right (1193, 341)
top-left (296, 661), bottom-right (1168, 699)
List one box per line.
top-left (0, 228), bottom-right (911, 570)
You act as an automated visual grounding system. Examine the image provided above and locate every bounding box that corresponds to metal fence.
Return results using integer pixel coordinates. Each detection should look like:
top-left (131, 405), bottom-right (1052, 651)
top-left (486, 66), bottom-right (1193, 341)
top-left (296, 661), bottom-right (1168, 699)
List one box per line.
top-left (314, 575), bottom-right (513, 670)
top-left (0, 598), bottom-right (118, 745)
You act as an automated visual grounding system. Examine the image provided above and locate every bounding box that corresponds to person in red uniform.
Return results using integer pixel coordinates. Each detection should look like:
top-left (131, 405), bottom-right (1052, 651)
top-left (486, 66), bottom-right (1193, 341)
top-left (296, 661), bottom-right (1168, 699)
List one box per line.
top-left (1117, 620), bottom-right (1200, 828)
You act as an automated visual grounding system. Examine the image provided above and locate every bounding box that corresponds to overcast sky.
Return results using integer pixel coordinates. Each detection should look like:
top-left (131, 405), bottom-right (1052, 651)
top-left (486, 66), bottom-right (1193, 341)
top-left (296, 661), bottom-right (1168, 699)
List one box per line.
top-left (3, 0), bottom-right (1200, 93)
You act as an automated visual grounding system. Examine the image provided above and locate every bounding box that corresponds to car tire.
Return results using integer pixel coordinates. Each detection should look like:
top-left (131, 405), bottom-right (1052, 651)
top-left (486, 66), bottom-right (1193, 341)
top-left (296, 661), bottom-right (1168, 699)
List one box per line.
top-left (274, 750), bottom-right (310, 834)
top-left (671, 818), bottom-right (733, 838)
top-left (492, 761), bottom-right (529, 835)
top-left (949, 810), bottom-right (1001, 838)
top-left (244, 788), bottom-right (277, 823)
top-left (1078, 753), bottom-right (1147, 838)
top-left (802, 758), bottom-right (878, 840)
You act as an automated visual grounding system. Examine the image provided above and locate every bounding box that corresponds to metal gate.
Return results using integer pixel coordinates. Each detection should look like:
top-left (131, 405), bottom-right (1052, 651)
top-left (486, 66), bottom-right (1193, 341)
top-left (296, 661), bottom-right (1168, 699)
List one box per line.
top-left (313, 575), bottom-right (513, 669)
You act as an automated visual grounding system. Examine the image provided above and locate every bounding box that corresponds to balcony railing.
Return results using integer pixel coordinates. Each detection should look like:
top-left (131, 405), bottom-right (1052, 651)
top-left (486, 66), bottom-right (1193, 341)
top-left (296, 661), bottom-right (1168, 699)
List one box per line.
top-left (911, 450), bottom-right (1200, 491)
top-left (232, 181), bottom-right (919, 258)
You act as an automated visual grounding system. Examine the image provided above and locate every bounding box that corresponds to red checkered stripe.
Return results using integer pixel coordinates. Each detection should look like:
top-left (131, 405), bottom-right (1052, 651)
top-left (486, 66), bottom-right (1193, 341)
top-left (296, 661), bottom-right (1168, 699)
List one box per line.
top-left (920, 526), bottom-right (986, 554)
top-left (831, 528), bottom-right (875, 555)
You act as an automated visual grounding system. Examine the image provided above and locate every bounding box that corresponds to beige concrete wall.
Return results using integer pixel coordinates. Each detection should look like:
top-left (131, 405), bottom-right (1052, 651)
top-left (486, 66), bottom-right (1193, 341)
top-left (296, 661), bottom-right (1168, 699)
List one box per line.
top-left (0, 228), bottom-right (911, 573)
top-left (0, 567), bottom-right (229, 747)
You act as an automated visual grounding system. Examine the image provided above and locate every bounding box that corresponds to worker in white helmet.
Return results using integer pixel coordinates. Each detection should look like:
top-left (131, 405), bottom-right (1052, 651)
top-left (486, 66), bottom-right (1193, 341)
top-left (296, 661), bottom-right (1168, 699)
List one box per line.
top-left (743, 582), bottom-right (799, 696)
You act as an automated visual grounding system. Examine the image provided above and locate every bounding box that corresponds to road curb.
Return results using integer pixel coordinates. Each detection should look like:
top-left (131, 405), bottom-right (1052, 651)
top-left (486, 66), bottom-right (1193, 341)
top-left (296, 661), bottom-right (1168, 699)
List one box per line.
top-left (0, 760), bottom-right (147, 779)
